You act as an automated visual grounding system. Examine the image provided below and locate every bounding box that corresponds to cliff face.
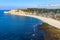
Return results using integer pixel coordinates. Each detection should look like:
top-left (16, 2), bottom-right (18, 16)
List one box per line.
top-left (39, 23), bottom-right (60, 40)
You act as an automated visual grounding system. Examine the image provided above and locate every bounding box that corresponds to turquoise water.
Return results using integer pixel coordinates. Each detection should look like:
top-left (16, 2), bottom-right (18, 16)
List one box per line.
top-left (0, 10), bottom-right (44, 40)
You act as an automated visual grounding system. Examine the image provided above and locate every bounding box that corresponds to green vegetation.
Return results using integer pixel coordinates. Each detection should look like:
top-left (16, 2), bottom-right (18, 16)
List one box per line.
top-left (56, 16), bottom-right (60, 18)
top-left (39, 23), bottom-right (60, 40)
top-left (18, 8), bottom-right (60, 13)
top-left (56, 16), bottom-right (60, 20)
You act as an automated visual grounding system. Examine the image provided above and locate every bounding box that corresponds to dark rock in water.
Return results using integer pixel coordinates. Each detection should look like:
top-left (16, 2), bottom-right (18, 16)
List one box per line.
top-left (39, 23), bottom-right (60, 40)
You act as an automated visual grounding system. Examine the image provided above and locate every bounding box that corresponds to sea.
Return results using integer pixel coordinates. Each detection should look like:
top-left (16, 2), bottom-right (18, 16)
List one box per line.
top-left (0, 10), bottom-right (45, 40)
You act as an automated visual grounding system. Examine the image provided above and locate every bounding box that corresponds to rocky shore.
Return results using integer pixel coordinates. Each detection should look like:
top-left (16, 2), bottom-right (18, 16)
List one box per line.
top-left (39, 23), bottom-right (60, 40)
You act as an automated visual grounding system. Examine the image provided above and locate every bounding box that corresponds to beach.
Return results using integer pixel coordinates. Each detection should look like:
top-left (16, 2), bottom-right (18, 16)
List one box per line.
top-left (5, 10), bottom-right (60, 29)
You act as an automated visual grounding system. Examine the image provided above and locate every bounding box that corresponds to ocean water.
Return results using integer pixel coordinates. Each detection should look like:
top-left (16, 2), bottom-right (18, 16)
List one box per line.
top-left (0, 10), bottom-right (44, 40)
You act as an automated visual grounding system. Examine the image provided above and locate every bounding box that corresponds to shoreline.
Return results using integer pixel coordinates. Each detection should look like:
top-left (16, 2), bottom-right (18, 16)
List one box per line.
top-left (4, 10), bottom-right (60, 40)
top-left (4, 11), bottom-right (60, 29)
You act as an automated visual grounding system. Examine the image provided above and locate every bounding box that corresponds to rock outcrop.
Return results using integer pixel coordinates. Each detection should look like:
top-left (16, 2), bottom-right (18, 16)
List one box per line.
top-left (39, 23), bottom-right (60, 40)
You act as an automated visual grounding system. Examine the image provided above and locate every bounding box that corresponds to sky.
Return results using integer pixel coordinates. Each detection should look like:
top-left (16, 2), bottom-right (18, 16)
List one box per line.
top-left (0, 0), bottom-right (60, 9)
